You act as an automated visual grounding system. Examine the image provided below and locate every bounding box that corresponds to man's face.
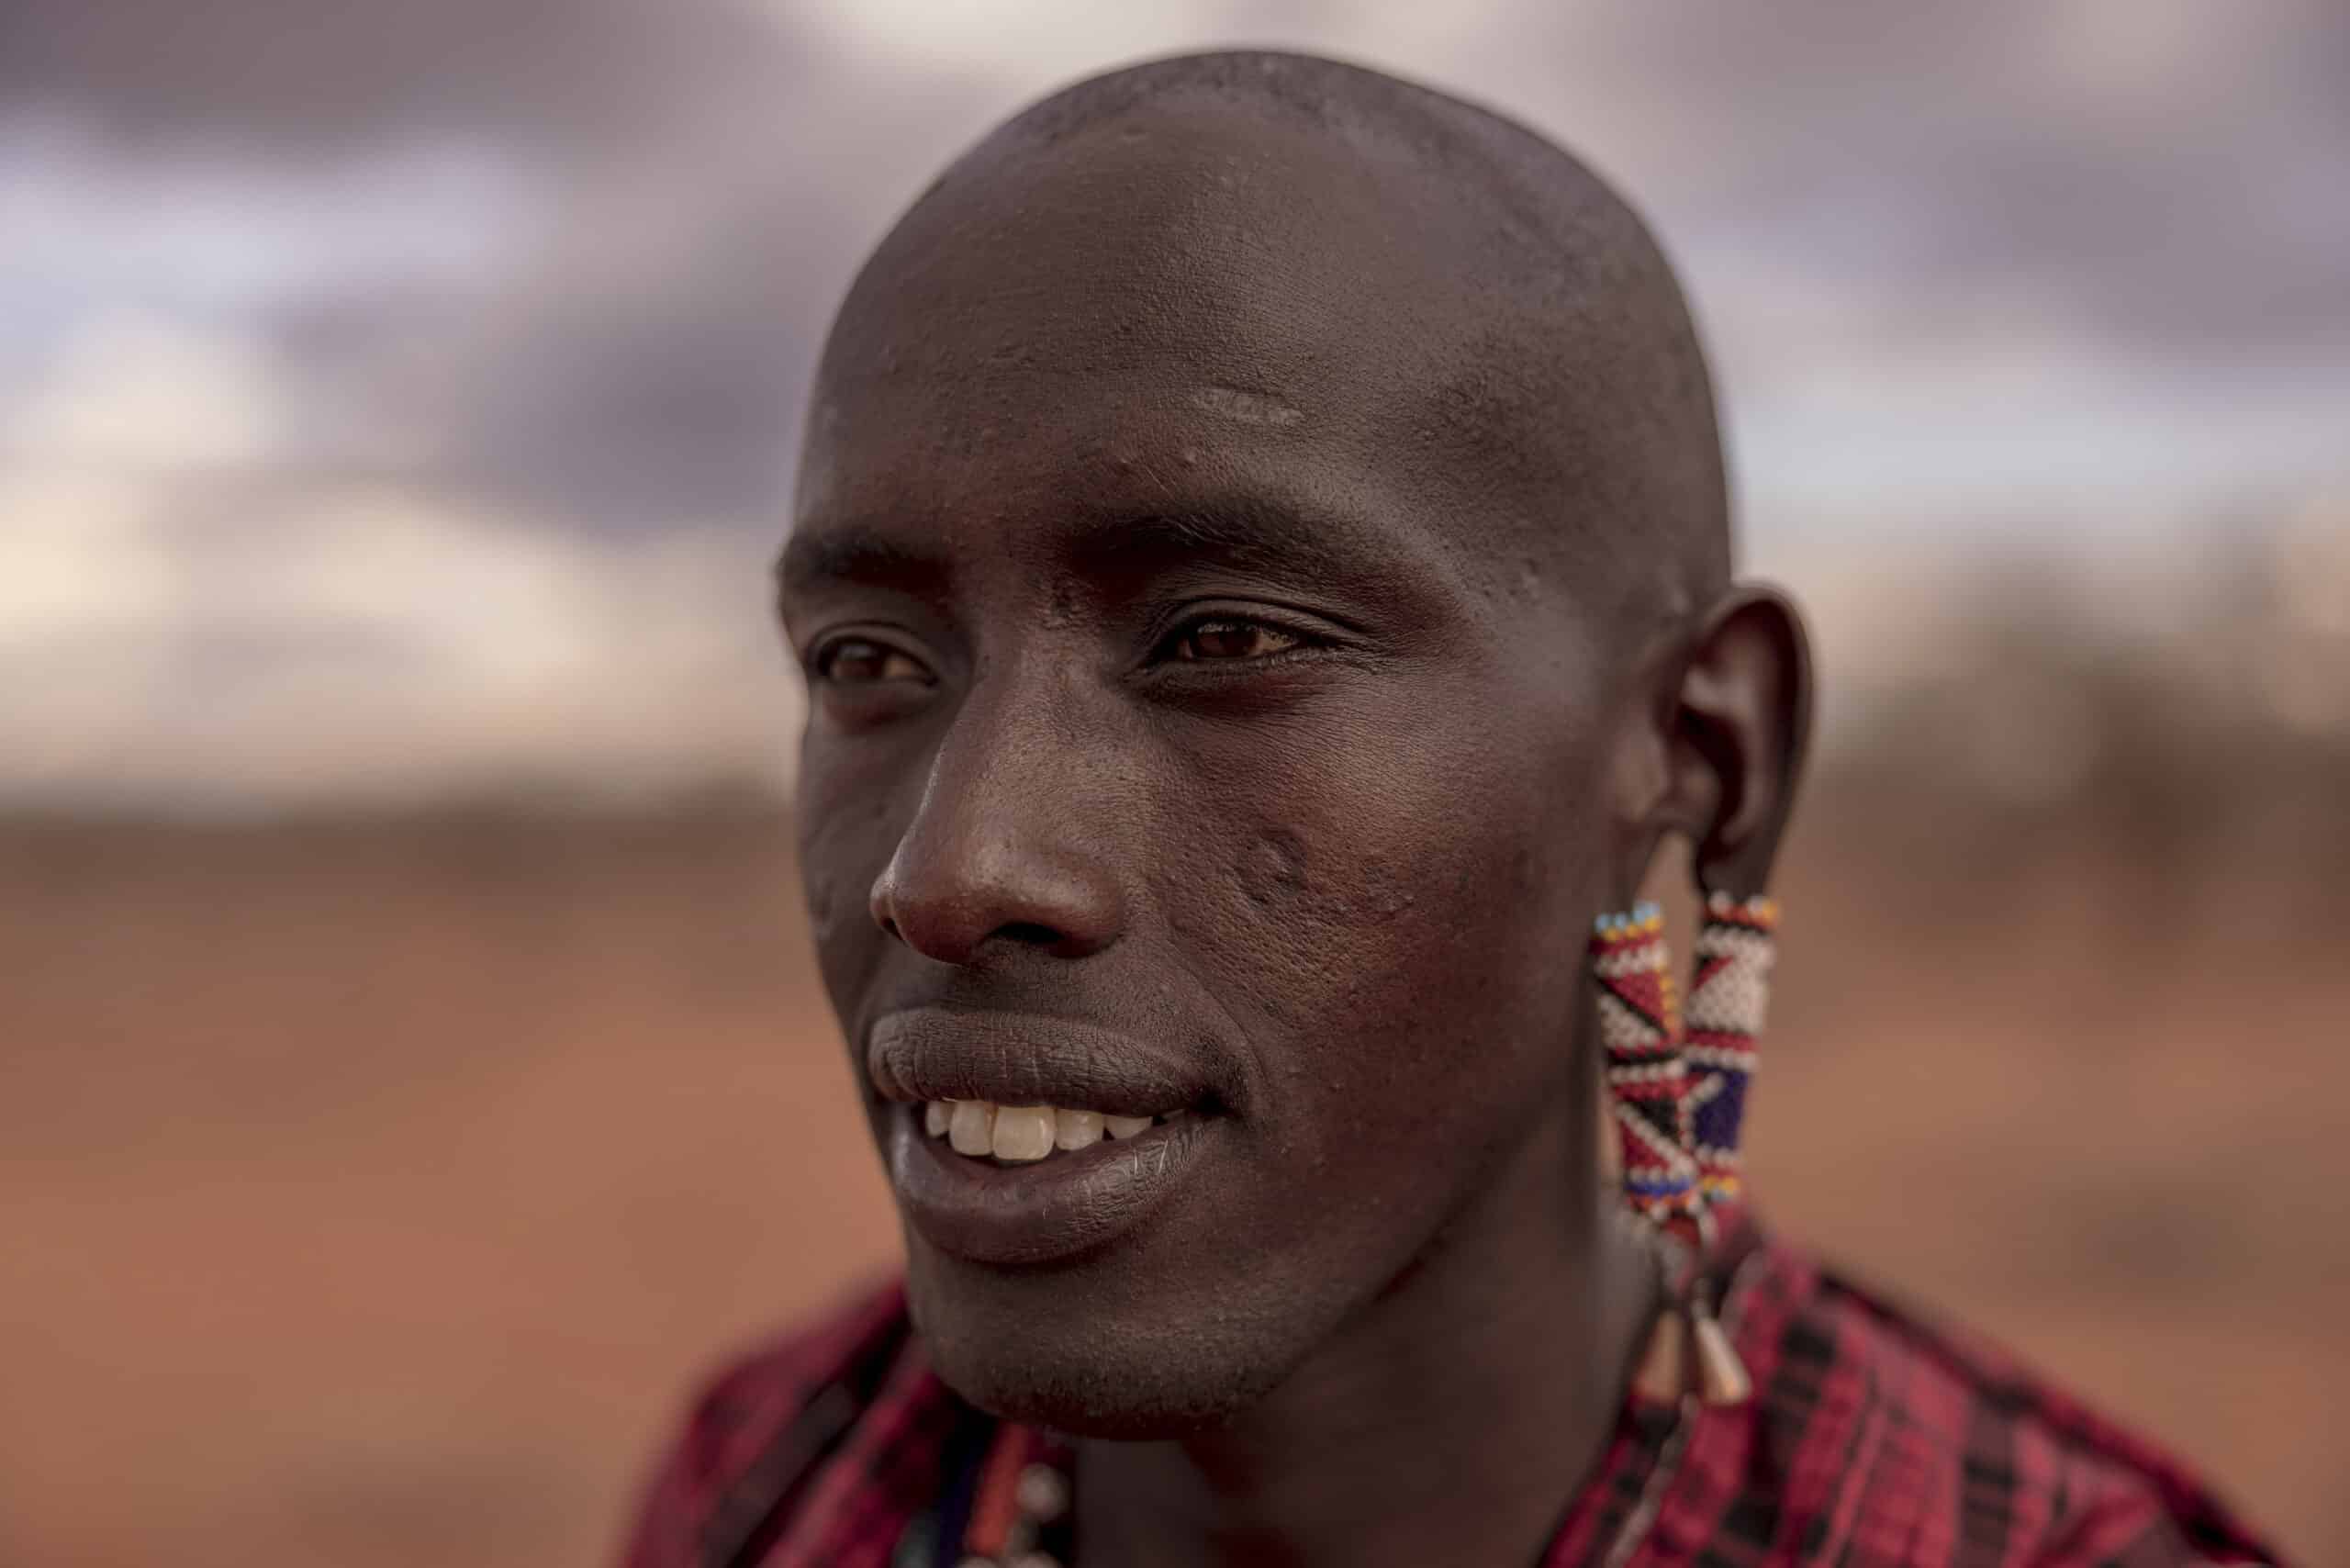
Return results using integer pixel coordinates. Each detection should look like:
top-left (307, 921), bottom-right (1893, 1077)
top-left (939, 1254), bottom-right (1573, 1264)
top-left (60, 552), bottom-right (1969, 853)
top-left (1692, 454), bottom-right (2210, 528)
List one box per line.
top-left (780, 110), bottom-right (1631, 1433)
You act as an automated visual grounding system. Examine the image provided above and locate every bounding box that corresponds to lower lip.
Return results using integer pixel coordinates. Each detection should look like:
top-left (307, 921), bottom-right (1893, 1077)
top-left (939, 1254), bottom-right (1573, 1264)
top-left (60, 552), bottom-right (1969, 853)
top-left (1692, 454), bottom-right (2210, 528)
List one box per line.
top-left (884, 1105), bottom-right (1215, 1267)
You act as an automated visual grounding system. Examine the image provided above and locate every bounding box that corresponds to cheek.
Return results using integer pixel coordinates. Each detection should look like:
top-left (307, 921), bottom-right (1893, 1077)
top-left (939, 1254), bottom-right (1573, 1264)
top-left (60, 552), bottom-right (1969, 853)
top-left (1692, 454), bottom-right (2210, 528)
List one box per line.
top-left (1162, 685), bottom-right (1604, 1159)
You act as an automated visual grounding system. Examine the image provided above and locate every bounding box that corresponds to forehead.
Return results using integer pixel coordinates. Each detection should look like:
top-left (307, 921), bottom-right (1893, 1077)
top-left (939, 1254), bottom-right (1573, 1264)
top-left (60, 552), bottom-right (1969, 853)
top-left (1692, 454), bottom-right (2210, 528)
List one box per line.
top-left (795, 106), bottom-right (1522, 560)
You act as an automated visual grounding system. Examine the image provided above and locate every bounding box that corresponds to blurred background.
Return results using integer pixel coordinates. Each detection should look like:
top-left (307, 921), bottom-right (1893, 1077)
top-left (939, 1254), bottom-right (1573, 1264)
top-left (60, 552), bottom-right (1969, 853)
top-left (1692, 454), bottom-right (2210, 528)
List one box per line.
top-left (4, 2), bottom-right (2346, 1563)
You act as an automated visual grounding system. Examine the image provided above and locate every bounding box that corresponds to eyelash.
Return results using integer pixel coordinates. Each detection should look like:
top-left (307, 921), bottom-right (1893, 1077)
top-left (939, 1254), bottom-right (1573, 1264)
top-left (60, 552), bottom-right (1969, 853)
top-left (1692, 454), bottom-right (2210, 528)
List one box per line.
top-left (804, 609), bottom-right (1341, 694)
top-left (1150, 613), bottom-right (1321, 666)
top-left (807, 634), bottom-right (931, 685)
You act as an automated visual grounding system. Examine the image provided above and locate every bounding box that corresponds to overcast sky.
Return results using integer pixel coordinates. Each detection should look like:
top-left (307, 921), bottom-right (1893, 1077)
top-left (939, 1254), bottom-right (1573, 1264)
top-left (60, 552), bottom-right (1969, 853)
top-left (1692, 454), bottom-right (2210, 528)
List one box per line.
top-left (4, 0), bottom-right (2346, 807)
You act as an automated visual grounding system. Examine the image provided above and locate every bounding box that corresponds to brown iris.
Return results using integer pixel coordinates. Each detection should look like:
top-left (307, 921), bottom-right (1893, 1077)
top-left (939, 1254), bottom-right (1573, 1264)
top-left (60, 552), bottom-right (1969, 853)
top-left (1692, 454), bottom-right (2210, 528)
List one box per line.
top-left (818, 637), bottom-right (930, 684)
top-left (1171, 620), bottom-right (1300, 661)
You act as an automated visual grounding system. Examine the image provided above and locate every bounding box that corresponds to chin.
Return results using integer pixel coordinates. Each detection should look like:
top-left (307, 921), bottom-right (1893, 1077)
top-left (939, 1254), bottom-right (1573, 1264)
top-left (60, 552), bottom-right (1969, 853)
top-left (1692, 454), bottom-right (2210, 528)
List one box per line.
top-left (903, 1243), bottom-right (1304, 1439)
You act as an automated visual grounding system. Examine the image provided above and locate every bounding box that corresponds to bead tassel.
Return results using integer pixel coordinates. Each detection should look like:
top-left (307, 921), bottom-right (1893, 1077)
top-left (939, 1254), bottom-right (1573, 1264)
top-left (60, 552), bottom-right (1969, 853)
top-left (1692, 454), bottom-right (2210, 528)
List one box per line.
top-left (1629, 1293), bottom-right (1688, 1404)
top-left (1690, 1292), bottom-right (1752, 1407)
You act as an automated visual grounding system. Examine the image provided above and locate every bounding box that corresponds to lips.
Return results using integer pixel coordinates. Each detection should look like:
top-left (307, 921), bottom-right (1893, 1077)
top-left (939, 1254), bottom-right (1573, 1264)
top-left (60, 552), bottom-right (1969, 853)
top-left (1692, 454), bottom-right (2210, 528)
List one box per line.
top-left (867, 1007), bottom-right (1211, 1118)
top-left (867, 1007), bottom-right (1225, 1265)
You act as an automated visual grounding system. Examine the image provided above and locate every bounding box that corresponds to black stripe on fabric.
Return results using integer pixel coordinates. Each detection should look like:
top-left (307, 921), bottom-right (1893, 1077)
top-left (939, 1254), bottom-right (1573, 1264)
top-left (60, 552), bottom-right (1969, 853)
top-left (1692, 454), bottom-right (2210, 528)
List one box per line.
top-left (1603, 1409), bottom-right (1676, 1557)
top-left (1972, 1370), bottom-right (2036, 1419)
top-left (1779, 1316), bottom-right (1837, 1383)
top-left (866, 1384), bottom-right (965, 1515)
top-left (909, 1403), bottom-right (994, 1568)
top-left (1956, 1399), bottom-right (2018, 1568)
top-left (1695, 1491), bottom-right (1780, 1568)
top-left (1758, 1308), bottom-right (1832, 1471)
top-left (703, 1381), bottom-right (858, 1568)
top-left (1801, 1322), bottom-right (1883, 1568)
top-left (702, 1318), bottom-right (911, 1568)
top-left (1798, 1511), bottom-right (1830, 1557)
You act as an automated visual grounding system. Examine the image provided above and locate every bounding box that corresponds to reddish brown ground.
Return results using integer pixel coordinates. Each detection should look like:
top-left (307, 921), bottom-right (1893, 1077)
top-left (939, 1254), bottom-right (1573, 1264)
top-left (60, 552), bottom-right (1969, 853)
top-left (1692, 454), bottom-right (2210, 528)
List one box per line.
top-left (3, 797), bottom-right (2343, 1566)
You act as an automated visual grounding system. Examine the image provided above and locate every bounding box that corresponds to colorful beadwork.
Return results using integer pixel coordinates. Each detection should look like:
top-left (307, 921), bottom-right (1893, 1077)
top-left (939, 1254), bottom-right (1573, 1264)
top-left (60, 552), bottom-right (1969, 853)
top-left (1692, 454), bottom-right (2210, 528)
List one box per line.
top-left (1594, 890), bottom-right (1779, 1409)
top-left (1589, 901), bottom-right (1703, 1247)
top-left (1591, 892), bottom-right (1780, 1245)
top-left (1683, 890), bottom-right (1778, 1219)
top-left (945, 1420), bottom-right (1071, 1568)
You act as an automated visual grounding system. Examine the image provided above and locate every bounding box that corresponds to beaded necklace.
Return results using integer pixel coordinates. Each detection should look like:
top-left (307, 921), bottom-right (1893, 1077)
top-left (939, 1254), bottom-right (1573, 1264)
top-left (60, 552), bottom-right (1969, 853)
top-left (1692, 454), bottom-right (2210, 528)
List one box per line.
top-left (902, 1419), bottom-right (1072, 1568)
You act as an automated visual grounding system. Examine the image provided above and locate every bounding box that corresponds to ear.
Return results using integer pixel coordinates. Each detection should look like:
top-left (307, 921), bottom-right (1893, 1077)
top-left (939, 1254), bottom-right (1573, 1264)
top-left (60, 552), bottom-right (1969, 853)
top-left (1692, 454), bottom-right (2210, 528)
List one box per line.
top-left (1654, 586), bottom-right (1813, 895)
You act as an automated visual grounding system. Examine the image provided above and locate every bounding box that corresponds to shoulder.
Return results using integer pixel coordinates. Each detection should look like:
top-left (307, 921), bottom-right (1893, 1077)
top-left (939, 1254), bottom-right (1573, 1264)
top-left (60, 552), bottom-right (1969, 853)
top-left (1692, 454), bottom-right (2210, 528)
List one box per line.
top-left (1708, 1238), bottom-right (2283, 1567)
top-left (618, 1277), bottom-right (921, 1568)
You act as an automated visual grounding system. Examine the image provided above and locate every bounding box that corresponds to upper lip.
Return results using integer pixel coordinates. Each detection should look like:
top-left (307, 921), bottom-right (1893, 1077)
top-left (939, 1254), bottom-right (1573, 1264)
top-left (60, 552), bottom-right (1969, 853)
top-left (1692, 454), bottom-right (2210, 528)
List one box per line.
top-left (867, 1007), bottom-right (1214, 1118)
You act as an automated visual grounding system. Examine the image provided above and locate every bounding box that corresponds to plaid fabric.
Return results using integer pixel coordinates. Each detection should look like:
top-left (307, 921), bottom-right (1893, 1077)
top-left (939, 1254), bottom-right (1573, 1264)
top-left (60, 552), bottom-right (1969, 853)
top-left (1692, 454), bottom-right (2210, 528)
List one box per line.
top-left (620, 1236), bottom-right (2283, 1568)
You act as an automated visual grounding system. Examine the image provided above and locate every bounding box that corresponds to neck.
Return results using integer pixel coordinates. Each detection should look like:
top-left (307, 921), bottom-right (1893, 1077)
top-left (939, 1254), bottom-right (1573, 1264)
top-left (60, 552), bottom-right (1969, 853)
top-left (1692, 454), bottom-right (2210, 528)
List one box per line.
top-left (1074, 1121), bottom-right (1654, 1568)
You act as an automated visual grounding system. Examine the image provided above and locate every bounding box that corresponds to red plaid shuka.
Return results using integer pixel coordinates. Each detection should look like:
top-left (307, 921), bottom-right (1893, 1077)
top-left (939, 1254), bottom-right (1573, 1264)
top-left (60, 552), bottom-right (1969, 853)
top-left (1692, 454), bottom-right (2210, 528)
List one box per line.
top-left (621, 1234), bottom-right (2282, 1568)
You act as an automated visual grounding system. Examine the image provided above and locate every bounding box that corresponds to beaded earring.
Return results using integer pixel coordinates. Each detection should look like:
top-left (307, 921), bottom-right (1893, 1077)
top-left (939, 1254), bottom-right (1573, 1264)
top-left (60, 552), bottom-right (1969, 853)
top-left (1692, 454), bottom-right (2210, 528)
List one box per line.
top-left (1589, 902), bottom-right (1702, 1245)
top-left (1684, 890), bottom-right (1779, 1222)
top-left (1589, 889), bottom-right (1780, 1407)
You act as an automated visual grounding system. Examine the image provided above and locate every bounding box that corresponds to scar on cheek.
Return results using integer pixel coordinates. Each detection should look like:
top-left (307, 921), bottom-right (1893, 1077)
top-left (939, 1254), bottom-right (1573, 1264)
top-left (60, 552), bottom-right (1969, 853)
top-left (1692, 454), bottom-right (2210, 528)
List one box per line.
top-left (1191, 385), bottom-right (1304, 428)
top-left (1236, 829), bottom-right (1308, 905)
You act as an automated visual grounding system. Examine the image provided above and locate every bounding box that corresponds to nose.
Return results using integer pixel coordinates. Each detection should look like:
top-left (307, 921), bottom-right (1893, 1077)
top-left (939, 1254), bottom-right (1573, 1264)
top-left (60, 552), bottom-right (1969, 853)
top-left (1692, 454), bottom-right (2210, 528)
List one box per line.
top-left (868, 671), bottom-right (1128, 966)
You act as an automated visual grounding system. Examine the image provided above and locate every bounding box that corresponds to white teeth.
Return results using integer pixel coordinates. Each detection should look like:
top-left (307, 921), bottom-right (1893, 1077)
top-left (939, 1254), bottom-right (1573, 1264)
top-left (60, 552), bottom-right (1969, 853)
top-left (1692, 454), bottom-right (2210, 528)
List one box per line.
top-left (947, 1099), bottom-right (996, 1157)
top-left (991, 1105), bottom-right (1055, 1162)
top-left (922, 1101), bottom-right (1181, 1159)
top-left (1053, 1108), bottom-right (1104, 1150)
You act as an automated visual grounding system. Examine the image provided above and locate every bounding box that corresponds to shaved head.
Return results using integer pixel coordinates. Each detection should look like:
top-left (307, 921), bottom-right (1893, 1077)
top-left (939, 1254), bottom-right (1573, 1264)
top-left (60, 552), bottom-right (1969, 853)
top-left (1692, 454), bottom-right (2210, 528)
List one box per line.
top-left (782, 50), bottom-right (1806, 1451)
top-left (805, 50), bottom-right (1730, 651)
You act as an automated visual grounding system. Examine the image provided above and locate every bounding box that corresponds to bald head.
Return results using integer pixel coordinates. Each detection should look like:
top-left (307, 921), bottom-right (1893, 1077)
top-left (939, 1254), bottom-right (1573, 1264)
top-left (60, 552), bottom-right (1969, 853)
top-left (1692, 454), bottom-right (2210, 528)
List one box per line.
top-left (804, 50), bottom-right (1729, 642)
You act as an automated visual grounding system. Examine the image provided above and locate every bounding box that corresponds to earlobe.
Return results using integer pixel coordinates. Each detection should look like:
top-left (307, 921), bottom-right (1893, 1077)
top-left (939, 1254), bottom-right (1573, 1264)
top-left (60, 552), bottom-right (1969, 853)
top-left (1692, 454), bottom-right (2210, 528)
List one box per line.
top-left (1668, 586), bottom-right (1814, 895)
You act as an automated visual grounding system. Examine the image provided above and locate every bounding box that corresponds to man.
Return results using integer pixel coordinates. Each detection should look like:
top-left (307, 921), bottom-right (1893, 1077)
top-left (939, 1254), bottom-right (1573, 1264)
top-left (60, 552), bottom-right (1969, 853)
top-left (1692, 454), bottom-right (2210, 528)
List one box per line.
top-left (622, 51), bottom-right (2279, 1568)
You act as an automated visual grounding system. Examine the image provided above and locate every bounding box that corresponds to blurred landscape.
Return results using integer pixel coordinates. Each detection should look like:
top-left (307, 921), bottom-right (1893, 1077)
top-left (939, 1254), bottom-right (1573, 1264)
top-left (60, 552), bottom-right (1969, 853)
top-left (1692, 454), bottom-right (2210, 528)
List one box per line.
top-left (3, 2), bottom-right (2346, 1565)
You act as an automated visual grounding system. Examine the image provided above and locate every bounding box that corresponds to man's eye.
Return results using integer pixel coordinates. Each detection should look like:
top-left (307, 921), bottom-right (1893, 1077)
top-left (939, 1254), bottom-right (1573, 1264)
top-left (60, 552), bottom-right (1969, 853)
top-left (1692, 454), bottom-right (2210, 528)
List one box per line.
top-left (1169, 619), bottom-right (1302, 662)
top-left (814, 637), bottom-right (931, 685)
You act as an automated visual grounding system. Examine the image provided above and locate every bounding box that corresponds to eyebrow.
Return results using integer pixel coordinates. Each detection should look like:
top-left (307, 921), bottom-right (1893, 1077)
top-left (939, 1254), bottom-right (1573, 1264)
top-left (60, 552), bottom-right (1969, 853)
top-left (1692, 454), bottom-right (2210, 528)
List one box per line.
top-left (1067, 494), bottom-right (1404, 591)
top-left (777, 490), bottom-right (1427, 608)
top-left (774, 524), bottom-right (949, 601)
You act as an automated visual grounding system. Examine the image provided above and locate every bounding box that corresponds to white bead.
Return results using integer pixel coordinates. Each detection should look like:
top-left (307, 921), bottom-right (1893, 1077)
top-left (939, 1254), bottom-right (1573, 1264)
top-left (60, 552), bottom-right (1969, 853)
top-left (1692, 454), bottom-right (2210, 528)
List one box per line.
top-left (1015, 1463), bottom-right (1069, 1522)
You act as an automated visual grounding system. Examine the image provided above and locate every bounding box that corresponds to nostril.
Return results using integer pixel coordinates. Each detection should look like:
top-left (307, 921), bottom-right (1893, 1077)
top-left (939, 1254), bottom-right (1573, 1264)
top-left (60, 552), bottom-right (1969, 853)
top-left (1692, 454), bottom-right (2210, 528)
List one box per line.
top-left (996, 921), bottom-right (1064, 948)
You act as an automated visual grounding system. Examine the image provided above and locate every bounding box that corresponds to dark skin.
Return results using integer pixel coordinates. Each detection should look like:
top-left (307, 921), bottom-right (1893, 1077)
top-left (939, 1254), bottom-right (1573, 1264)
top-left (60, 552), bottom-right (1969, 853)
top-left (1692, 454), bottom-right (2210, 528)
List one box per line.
top-left (778, 53), bottom-right (1810, 1568)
